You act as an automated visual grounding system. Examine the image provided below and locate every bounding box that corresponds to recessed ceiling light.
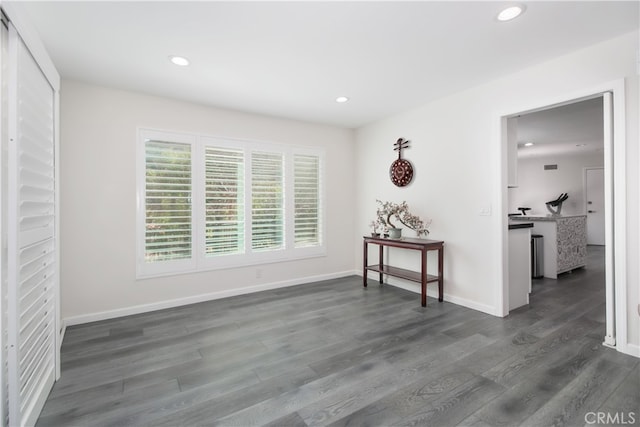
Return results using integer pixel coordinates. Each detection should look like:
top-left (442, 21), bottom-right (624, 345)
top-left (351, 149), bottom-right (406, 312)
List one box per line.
top-left (169, 55), bottom-right (190, 66)
top-left (497, 5), bottom-right (525, 22)
top-left (335, 96), bottom-right (349, 103)
top-left (524, 142), bottom-right (534, 147)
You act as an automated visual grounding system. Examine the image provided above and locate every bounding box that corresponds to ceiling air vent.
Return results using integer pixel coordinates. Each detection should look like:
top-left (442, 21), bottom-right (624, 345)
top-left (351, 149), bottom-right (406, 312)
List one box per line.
top-left (544, 164), bottom-right (558, 170)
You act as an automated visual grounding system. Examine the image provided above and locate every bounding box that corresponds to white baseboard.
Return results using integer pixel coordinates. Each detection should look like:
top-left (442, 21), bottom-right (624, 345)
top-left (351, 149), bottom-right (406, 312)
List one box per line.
top-left (59, 319), bottom-right (67, 344)
top-left (622, 342), bottom-right (640, 358)
top-left (61, 269), bottom-right (638, 359)
top-left (64, 270), bottom-right (356, 327)
top-left (360, 273), bottom-right (498, 316)
top-left (361, 276), bottom-right (639, 358)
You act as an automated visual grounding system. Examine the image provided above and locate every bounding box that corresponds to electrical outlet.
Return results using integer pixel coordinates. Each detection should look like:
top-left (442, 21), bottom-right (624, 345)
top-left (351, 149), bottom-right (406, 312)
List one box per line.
top-left (256, 269), bottom-right (263, 279)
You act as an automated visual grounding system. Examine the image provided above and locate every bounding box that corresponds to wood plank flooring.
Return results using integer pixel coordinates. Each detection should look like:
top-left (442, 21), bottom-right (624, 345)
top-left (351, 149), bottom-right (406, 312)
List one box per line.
top-left (37, 246), bottom-right (639, 426)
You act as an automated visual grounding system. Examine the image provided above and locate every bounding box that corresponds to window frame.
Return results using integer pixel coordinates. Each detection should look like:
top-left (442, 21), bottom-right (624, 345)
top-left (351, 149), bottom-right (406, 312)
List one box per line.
top-left (137, 128), bottom-right (325, 278)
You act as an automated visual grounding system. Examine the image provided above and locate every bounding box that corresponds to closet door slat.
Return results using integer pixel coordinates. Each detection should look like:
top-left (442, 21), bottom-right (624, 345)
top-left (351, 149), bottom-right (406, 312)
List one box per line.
top-left (7, 23), bottom-right (56, 427)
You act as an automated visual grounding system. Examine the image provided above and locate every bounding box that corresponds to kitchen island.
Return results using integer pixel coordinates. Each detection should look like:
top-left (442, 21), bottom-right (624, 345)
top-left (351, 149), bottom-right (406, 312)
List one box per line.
top-left (510, 215), bottom-right (587, 279)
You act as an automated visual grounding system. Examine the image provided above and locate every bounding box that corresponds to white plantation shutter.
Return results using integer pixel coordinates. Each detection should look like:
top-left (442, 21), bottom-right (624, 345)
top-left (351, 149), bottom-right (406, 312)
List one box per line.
top-left (294, 154), bottom-right (321, 247)
top-left (137, 132), bottom-right (325, 275)
top-left (1, 19), bottom-right (9, 426)
top-left (144, 140), bottom-right (192, 262)
top-left (251, 151), bottom-right (284, 251)
top-left (15, 50), bottom-right (54, 249)
top-left (7, 23), bottom-right (57, 427)
top-left (205, 147), bottom-right (244, 256)
top-left (15, 240), bottom-right (55, 420)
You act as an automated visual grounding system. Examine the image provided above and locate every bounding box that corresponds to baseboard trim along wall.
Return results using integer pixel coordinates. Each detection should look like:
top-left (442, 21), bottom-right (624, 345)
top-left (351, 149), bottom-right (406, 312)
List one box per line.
top-left (359, 274), bottom-right (498, 316)
top-left (63, 270), bottom-right (356, 327)
top-left (625, 343), bottom-right (640, 358)
top-left (360, 274), bottom-right (639, 358)
top-left (62, 270), bottom-right (638, 358)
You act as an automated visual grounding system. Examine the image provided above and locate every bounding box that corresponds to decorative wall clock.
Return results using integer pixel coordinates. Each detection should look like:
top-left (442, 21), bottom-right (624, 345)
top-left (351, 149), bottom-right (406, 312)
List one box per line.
top-left (389, 138), bottom-right (413, 187)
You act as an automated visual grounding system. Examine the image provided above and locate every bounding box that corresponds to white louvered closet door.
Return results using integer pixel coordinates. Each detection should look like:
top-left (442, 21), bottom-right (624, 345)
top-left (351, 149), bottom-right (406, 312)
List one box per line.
top-left (1, 15), bottom-right (9, 427)
top-left (7, 22), bottom-right (56, 427)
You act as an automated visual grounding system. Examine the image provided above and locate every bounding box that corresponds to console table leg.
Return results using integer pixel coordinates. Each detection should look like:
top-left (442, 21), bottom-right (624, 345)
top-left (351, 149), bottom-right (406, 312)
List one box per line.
top-left (421, 248), bottom-right (427, 307)
top-left (379, 245), bottom-right (384, 284)
top-left (438, 247), bottom-right (444, 302)
top-left (363, 241), bottom-right (368, 288)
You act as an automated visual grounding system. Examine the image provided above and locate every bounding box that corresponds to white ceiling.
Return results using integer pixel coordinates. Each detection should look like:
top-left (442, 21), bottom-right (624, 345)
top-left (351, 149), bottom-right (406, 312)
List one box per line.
top-left (516, 97), bottom-right (604, 159)
top-left (10, 1), bottom-right (640, 129)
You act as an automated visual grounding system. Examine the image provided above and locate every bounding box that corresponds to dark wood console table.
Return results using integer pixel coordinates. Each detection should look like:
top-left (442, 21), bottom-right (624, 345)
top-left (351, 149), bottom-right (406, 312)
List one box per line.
top-left (363, 236), bottom-right (444, 307)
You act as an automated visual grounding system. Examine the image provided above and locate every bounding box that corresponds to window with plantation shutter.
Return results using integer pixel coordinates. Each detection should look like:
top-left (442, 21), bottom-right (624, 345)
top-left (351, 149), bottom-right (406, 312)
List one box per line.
top-left (205, 147), bottom-right (244, 256)
top-left (143, 140), bottom-right (192, 262)
top-left (137, 129), bottom-right (325, 277)
top-left (294, 154), bottom-right (321, 247)
top-left (251, 151), bottom-right (284, 251)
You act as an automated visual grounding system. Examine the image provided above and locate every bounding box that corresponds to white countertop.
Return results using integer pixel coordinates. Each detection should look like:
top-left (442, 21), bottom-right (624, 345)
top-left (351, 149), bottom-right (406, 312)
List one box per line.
top-left (511, 214), bottom-right (587, 221)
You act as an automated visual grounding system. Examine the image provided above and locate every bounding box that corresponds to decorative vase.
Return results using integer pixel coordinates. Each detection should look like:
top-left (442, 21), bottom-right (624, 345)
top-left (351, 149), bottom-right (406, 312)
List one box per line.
top-left (388, 227), bottom-right (402, 239)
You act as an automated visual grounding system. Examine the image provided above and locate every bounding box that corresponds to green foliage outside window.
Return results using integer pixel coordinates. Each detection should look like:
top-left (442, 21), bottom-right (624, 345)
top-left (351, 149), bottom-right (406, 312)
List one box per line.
top-left (145, 141), bottom-right (192, 262)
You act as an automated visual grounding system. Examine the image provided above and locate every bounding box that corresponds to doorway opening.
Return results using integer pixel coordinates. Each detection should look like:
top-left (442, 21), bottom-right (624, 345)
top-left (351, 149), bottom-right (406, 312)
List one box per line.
top-left (498, 81), bottom-right (628, 354)
top-left (507, 97), bottom-right (605, 324)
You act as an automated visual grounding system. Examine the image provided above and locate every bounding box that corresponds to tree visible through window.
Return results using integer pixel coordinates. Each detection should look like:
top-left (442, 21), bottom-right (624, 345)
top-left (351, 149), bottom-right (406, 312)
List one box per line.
top-left (205, 147), bottom-right (244, 256)
top-left (252, 151), bottom-right (284, 251)
top-left (294, 154), bottom-right (321, 247)
top-left (144, 140), bottom-right (192, 262)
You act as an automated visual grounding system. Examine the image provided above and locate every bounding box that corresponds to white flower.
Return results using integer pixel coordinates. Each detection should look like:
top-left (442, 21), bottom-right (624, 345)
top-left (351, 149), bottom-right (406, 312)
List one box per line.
top-left (374, 200), bottom-right (430, 236)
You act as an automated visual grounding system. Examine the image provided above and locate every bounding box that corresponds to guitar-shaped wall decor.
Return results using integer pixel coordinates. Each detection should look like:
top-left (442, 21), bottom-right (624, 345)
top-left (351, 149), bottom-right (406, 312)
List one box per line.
top-left (389, 138), bottom-right (414, 187)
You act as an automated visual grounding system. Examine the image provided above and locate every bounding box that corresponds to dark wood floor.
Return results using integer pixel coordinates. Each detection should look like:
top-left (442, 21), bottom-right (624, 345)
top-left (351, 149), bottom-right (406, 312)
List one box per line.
top-left (37, 246), bottom-right (639, 426)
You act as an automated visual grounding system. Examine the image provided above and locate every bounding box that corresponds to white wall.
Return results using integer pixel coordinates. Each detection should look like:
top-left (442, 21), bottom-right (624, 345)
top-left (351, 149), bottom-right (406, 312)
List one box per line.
top-left (354, 31), bottom-right (639, 352)
top-left (59, 80), bottom-right (356, 322)
top-left (509, 151), bottom-right (604, 216)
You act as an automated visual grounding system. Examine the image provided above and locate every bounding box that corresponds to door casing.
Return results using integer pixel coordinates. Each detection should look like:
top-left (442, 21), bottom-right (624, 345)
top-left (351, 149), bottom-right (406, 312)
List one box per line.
top-left (495, 79), bottom-right (628, 355)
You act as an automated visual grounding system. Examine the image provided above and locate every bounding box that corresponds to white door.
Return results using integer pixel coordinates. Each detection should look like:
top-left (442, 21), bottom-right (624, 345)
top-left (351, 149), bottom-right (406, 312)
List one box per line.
top-left (1, 15), bottom-right (9, 425)
top-left (7, 22), bottom-right (57, 427)
top-left (585, 167), bottom-right (605, 245)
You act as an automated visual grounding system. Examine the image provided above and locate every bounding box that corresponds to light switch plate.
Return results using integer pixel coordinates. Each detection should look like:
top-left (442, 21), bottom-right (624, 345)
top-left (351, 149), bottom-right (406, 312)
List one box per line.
top-left (479, 205), bottom-right (492, 216)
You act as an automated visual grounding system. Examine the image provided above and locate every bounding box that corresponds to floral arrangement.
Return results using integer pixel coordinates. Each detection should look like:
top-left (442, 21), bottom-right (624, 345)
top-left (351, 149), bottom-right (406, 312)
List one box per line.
top-left (371, 200), bottom-right (431, 236)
